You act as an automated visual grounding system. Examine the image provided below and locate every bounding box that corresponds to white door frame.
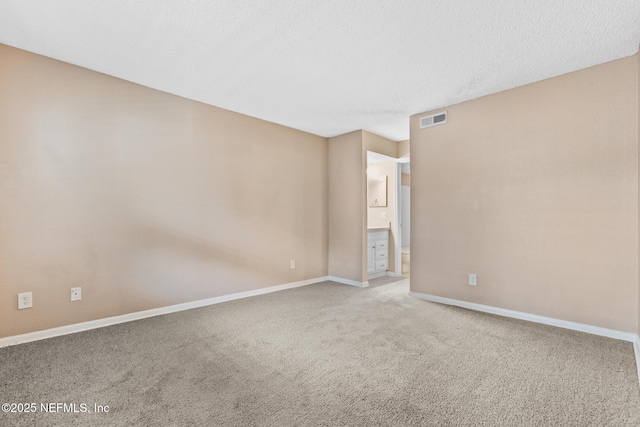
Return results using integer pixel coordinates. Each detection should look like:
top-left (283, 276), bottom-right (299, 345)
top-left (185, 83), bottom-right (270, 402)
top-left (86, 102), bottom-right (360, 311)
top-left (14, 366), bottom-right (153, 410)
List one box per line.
top-left (394, 157), bottom-right (410, 277)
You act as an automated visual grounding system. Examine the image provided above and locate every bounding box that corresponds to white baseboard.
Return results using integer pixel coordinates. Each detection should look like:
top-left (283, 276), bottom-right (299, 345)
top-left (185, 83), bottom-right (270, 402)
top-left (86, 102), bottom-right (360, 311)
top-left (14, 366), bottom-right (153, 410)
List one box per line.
top-left (634, 339), bottom-right (640, 388)
top-left (328, 276), bottom-right (369, 288)
top-left (0, 276), bottom-right (330, 348)
top-left (409, 291), bottom-right (638, 343)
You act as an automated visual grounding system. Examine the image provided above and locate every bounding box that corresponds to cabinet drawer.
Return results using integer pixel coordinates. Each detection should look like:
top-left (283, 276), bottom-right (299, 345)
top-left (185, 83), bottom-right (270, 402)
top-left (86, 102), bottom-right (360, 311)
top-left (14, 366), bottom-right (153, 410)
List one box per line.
top-left (375, 260), bottom-right (388, 271)
top-left (375, 240), bottom-right (388, 250)
top-left (375, 250), bottom-right (387, 260)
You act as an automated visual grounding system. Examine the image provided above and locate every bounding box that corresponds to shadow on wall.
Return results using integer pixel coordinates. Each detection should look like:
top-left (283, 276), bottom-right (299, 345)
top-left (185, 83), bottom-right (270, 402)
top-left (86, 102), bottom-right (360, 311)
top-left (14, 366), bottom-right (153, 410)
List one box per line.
top-left (123, 217), bottom-right (293, 313)
top-left (0, 44), bottom-right (328, 338)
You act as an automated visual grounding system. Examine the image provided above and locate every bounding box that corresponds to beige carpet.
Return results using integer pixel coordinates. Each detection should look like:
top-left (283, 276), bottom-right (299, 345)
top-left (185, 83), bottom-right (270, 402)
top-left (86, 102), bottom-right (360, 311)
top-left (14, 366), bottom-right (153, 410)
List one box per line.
top-left (1, 278), bottom-right (639, 426)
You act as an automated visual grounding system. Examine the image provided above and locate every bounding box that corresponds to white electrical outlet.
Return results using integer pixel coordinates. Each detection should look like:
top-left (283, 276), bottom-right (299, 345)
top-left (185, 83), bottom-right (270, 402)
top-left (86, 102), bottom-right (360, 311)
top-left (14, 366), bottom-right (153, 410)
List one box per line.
top-left (290, 260), bottom-right (296, 269)
top-left (18, 292), bottom-right (33, 309)
top-left (380, 212), bottom-right (387, 219)
top-left (468, 274), bottom-right (477, 286)
top-left (70, 287), bottom-right (82, 301)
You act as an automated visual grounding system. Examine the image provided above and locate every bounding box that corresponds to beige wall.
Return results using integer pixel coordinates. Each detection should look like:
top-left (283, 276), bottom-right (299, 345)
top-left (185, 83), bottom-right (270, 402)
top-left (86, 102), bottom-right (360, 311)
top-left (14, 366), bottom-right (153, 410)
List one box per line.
top-left (398, 140), bottom-right (410, 158)
top-left (328, 131), bottom-right (366, 283)
top-left (411, 54), bottom-right (639, 332)
top-left (0, 44), bottom-right (328, 337)
top-left (363, 131), bottom-right (398, 159)
top-left (401, 173), bottom-right (411, 187)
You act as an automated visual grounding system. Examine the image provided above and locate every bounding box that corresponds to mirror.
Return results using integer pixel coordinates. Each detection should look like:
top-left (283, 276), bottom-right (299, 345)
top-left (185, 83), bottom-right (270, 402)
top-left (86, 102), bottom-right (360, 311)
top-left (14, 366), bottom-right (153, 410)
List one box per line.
top-left (368, 175), bottom-right (387, 207)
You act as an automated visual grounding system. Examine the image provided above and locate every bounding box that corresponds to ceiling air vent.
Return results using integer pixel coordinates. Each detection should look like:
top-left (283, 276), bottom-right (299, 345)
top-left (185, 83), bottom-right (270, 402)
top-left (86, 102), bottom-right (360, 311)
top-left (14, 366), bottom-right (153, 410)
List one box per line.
top-left (419, 111), bottom-right (447, 129)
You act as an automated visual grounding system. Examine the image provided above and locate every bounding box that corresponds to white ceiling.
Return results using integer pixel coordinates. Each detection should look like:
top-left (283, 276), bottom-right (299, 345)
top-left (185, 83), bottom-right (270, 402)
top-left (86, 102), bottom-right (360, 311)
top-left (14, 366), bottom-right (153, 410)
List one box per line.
top-left (1, 1), bottom-right (638, 141)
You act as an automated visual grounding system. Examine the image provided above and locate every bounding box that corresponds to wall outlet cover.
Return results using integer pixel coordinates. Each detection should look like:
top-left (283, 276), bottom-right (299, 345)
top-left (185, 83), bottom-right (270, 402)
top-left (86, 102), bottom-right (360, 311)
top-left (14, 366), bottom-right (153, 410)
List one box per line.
top-left (468, 274), bottom-right (477, 286)
top-left (71, 287), bottom-right (82, 301)
top-left (18, 292), bottom-right (33, 309)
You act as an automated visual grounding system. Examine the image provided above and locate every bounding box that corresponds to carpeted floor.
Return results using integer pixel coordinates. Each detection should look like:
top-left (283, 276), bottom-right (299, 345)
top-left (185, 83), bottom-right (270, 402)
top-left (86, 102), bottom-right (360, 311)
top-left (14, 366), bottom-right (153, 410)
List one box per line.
top-left (1, 278), bottom-right (639, 426)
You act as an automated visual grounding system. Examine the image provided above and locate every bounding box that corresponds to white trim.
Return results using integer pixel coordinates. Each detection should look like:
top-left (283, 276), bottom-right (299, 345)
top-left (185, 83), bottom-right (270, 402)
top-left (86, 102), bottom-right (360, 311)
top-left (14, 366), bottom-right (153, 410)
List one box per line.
top-left (394, 159), bottom-right (402, 281)
top-left (0, 276), bottom-right (329, 348)
top-left (408, 291), bottom-right (638, 343)
top-left (634, 338), bottom-right (640, 388)
top-left (328, 276), bottom-right (369, 288)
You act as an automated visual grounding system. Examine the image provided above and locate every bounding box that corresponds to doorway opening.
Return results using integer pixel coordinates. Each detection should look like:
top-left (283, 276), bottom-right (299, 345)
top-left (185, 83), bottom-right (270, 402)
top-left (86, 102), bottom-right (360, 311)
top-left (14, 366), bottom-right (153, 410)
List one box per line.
top-left (365, 151), bottom-right (410, 281)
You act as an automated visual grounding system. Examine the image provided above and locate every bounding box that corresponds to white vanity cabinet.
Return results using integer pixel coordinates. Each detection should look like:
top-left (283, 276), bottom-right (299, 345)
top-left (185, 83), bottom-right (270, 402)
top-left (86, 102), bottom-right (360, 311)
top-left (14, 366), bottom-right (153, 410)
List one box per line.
top-left (368, 229), bottom-right (389, 279)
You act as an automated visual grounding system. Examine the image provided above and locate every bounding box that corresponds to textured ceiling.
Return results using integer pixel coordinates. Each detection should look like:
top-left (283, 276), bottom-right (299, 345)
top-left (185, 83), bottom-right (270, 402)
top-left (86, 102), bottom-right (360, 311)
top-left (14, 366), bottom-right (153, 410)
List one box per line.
top-left (0, 1), bottom-right (639, 141)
